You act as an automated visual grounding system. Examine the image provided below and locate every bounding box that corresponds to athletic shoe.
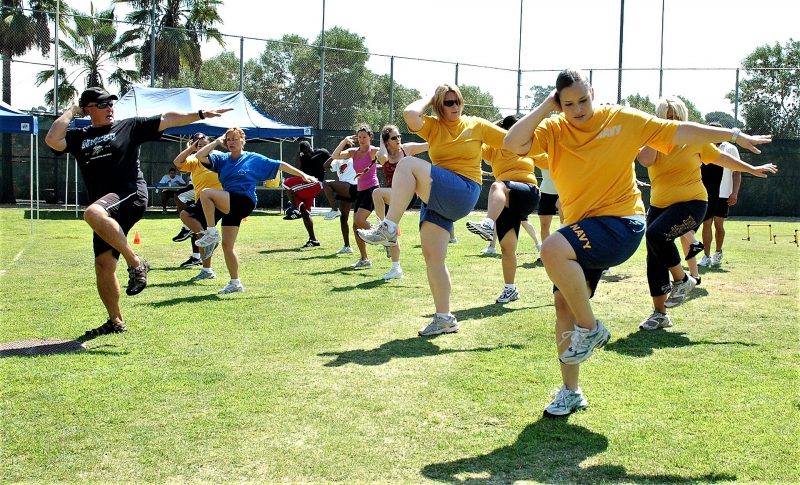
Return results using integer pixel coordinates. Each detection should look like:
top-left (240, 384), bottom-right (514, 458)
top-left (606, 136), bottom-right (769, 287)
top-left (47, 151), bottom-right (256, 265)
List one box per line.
top-left (302, 239), bottom-right (321, 248)
top-left (418, 314), bottom-right (459, 336)
top-left (351, 259), bottom-right (372, 270)
top-left (218, 281), bottom-right (244, 294)
top-left (324, 209), bottom-right (340, 220)
top-left (383, 266), bottom-right (404, 280)
top-left (694, 276), bottom-right (701, 286)
top-left (665, 275), bottom-right (697, 308)
top-left (559, 320), bottom-right (611, 365)
top-left (481, 245), bottom-right (497, 256)
top-left (180, 255), bottom-right (202, 268)
top-left (283, 209), bottom-right (301, 220)
top-left (698, 255), bottom-right (712, 267)
top-left (195, 230), bottom-right (221, 248)
top-left (685, 241), bottom-right (704, 261)
top-left (448, 237), bottom-right (458, 244)
top-left (358, 221), bottom-right (398, 246)
top-left (711, 250), bottom-right (723, 266)
top-left (125, 260), bottom-right (150, 296)
top-left (172, 226), bottom-right (193, 242)
top-left (201, 240), bottom-right (219, 261)
top-left (191, 269), bottom-right (216, 281)
top-left (543, 385), bottom-right (589, 417)
top-left (336, 246), bottom-right (354, 255)
top-left (465, 220), bottom-right (495, 241)
top-left (496, 286), bottom-right (520, 304)
top-left (536, 243), bottom-right (543, 253)
top-left (84, 319), bottom-right (126, 337)
top-left (638, 310), bottom-right (673, 331)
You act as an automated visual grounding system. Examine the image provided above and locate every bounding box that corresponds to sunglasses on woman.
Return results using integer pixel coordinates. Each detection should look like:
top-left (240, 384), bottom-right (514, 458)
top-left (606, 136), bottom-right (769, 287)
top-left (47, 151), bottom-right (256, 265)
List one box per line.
top-left (443, 100), bottom-right (461, 107)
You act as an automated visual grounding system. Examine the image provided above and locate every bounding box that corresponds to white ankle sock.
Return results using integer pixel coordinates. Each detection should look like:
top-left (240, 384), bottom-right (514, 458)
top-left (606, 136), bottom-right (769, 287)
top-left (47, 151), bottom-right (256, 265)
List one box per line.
top-left (192, 252), bottom-right (200, 259)
top-left (483, 217), bottom-right (495, 228)
top-left (383, 219), bottom-right (397, 232)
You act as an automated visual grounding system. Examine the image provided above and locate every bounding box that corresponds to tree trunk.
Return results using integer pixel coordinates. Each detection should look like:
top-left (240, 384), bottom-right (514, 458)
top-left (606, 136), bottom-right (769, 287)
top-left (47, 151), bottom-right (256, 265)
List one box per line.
top-left (1, 54), bottom-right (17, 203)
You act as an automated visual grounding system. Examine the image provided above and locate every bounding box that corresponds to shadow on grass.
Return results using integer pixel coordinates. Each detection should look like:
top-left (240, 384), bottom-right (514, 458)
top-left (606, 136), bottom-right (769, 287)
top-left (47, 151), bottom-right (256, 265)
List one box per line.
top-left (319, 337), bottom-right (523, 367)
top-left (605, 330), bottom-right (756, 358)
top-left (601, 272), bottom-right (632, 282)
top-left (0, 337), bottom-right (127, 358)
top-left (685, 287), bottom-right (709, 303)
top-left (421, 417), bottom-right (735, 484)
top-left (699, 266), bottom-right (729, 275)
top-left (297, 252), bottom-right (341, 261)
top-left (454, 302), bottom-right (553, 322)
top-left (519, 258), bottom-right (544, 269)
top-left (149, 293), bottom-right (261, 307)
top-left (258, 247), bottom-right (302, 256)
top-left (330, 278), bottom-right (394, 291)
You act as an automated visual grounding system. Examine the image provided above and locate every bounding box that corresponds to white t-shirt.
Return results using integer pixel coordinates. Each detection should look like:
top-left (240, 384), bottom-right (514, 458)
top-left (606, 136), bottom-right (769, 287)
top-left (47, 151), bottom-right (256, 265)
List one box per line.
top-left (718, 142), bottom-right (739, 198)
top-left (331, 158), bottom-right (357, 185)
top-left (539, 168), bottom-right (558, 195)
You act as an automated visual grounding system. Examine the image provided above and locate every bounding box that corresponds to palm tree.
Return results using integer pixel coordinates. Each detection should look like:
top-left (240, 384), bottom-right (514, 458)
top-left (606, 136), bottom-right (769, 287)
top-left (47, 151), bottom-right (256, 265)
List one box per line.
top-left (35, 2), bottom-right (141, 110)
top-left (0, 0), bottom-right (60, 202)
top-left (112, 0), bottom-right (224, 87)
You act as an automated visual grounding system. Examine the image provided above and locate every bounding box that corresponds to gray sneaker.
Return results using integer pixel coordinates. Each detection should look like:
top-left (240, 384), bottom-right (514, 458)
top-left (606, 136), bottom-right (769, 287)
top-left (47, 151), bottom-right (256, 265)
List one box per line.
top-left (218, 281), bottom-right (244, 294)
top-left (357, 221), bottom-right (397, 246)
top-left (496, 286), bottom-right (519, 304)
top-left (351, 259), bottom-right (372, 270)
top-left (698, 255), bottom-right (712, 267)
top-left (638, 310), bottom-right (673, 330)
top-left (191, 269), bottom-right (216, 281)
top-left (336, 246), bottom-right (354, 255)
top-left (665, 275), bottom-right (697, 308)
top-left (543, 385), bottom-right (589, 417)
top-left (559, 320), bottom-right (611, 365)
top-left (201, 239), bottom-right (219, 261)
top-left (195, 229), bottom-right (221, 248)
top-left (418, 314), bottom-right (459, 336)
top-left (711, 250), bottom-right (723, 266)
top-left (465, 220), bottom-right (495, 241)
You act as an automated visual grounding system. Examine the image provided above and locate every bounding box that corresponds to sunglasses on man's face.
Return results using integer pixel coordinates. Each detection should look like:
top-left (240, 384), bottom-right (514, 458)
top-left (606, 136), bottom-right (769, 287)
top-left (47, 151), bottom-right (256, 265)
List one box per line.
top-left (86, 101), bottom-right (114, 109)
top-left (443, 99), bottom-right (461, 107)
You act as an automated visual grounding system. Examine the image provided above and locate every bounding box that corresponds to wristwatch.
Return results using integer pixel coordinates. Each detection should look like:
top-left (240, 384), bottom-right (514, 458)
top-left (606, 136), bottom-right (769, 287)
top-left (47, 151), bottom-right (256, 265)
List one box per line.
top-left (730, 127), bottom-right (740, 144)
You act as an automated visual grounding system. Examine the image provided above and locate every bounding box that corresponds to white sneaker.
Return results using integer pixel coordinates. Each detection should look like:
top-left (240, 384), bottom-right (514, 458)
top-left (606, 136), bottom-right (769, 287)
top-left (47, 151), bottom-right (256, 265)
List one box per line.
top-left (324, 209), bottom-right (340, 221)
top-left (383, 266), bottom-right (404, 280)
top-left (465, 220), bottom-right (495, 241)
top-left (351, 259), bottom-right (372, 270)
top-left (481, 245), bottom-right (497, 256)
top-left (543, 385), bottom-right (589, 417)
top-left (448, 237), bottom-right (458, 244)
top-left (698, 255), bottom-right (712, 267)
top-left (357, 221), bottom-right (397, 246)
top-left (195, 229), bottom-right (221, 248)
top-left (711, 250), bottom-right (723, 266)
top-left (336, 246), bottom-right (354, 255)
top-left (665, 275), bottom-right (697, 308)
top-left (218, 281), bottom-right (244, 294)
top-left (638, 310), bottom-right (673, 330)
top-left (418, 314), bottom-right (459, 336)
top-left (191, 269), bottom-right (216, 281)
top-left (559, 320), bottom-right (611, 365)
top-left (496, 286), bottom-right (519, 304)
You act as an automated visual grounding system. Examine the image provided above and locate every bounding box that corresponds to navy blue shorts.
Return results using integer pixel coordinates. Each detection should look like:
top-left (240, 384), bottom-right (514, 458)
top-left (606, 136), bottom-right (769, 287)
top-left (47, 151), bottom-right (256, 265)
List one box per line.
top-left (419, 165), bottom-right (480, 232)
top-left (554, 215), bottom-right (645, 297)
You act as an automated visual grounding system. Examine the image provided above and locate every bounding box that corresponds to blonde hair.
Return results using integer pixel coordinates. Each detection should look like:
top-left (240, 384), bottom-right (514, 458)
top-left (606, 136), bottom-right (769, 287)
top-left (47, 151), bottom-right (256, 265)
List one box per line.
top-left (655, 97), bottom-right (688, 122)
top-left (430, 83), bottom-right (464, 119)
top-left (224, 127), bottom-right (246, 143)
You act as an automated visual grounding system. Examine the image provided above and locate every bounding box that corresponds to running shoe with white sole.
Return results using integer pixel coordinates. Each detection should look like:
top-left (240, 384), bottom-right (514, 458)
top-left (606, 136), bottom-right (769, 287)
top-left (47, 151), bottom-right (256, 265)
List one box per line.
top-left (559, 320), bottom-right (611, 365)
top-left (543, 385), bottom-right (589, 417)
top-left (418, 314), bottom-right (459, 336)
top-left (638, 310), bottom-right (673, 330)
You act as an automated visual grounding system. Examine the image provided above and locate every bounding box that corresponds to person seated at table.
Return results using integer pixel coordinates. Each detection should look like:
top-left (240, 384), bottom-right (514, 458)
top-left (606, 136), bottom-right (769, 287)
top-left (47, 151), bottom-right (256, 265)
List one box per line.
top-left (156, 167), bottom-right (186, 212)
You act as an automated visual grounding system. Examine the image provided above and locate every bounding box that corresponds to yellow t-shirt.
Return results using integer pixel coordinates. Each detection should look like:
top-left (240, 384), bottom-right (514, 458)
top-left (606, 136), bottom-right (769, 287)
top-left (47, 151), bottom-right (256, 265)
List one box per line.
top-left (528, 105), bottom-right (679, 224)
top-left (482, 145), bottom-right (538, 185)
top-left (415, 115), bottom-right (506, 184)
top-left (648, 143), bottom-right (722, 208)
top-left (181, 155), bottom-right (222, 200)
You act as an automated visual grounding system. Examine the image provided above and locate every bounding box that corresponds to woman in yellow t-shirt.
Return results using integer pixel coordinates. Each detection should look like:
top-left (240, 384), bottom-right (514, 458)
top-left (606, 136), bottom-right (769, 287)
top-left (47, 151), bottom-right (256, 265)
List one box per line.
top-left (637, 97), bottom-right (776, 331)
top-left (504, 69), bottom-right (773, 417)
top-left (358, 83), bottom-right (506, 337)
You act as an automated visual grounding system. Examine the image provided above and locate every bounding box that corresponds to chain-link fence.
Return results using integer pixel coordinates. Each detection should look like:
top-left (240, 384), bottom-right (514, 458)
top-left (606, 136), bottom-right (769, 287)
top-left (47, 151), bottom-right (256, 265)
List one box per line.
top-left (2, 6), bottom-right (798, 214)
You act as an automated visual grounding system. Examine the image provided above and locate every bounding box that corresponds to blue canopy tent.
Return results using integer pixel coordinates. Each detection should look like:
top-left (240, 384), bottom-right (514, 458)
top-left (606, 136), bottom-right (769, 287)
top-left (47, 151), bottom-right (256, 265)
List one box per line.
top-left (0, 101), bottom-right (40, 229)
top-left (68, 87), bottom-right (312, 213)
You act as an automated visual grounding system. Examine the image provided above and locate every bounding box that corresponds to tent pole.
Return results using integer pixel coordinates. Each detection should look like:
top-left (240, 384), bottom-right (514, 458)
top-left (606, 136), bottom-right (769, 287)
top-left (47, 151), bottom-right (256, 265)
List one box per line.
top-left (74, 157), bottom-right (79, 218)
top-left (64, 152), bottom-right (69, 209)
top-left (30, 135), bottom-right (34, 233)
top-left (35, 136), bottom-right (40, 219)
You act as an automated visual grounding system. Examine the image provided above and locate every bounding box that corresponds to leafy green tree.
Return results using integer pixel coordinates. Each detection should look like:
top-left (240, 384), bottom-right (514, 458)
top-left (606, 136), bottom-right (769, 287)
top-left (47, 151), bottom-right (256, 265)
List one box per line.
top-left (727, 39), bottom-right (799, 139)
top-left (525, 84), bottom-right (554, 109)
top-left (174, 50), bottom-right (239, 91)
top-left (460, 85), bottom-right (501, 121)
top-left (623, 93), bottom-right (655, 114)
top-left (113, 0), bottom-right (224, 87)
top-left (677, 95), bottom-right (703, 122)
top-left (35, 3), bottom-right (140, 110)
top-left (704, 111), bottom-right (744, 129)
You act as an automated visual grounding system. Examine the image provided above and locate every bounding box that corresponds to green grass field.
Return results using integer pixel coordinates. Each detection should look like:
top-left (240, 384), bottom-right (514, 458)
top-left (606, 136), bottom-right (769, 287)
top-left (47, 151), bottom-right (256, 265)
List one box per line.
top-left (1, 208), bottom-right (798, 483)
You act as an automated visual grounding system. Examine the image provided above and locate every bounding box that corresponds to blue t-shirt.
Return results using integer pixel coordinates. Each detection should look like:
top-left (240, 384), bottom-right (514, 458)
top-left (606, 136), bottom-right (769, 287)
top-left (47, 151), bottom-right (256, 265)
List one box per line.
top-left (207, 151), bottom-right (281, 204)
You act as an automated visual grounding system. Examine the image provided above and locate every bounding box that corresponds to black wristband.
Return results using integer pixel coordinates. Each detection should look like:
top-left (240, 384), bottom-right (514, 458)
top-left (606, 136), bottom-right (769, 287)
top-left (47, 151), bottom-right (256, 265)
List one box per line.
top-left (198, 110), bottom-right (205, 120)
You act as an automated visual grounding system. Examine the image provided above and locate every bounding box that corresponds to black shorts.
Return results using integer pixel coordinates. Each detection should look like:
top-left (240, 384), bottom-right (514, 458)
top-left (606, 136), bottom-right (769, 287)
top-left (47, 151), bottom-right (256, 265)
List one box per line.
top-left (221, 192), bottom-right (256, 227)
top-left (700, 195), bottom-right (729, 224)
top-left (496, 182), bottom-right (541, 241)
top-left (183, 201), bottom-right (220, 230)
top-left (354, 187), bottom-right (376, 213)
top-left (538, 192), bottom-right (559, 216)
top-left (92, 190), bottom-right (147, 258)
top-left (335, 183), bottom-right (358, 203)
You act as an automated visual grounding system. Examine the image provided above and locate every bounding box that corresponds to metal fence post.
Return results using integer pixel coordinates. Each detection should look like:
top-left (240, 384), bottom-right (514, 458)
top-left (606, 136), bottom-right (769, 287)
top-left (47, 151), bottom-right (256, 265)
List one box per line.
top-left (389, 56), bottom-right (395, 123)
top-left (53, 0), bottom-right (60, 114)
top-left (318, 0), bottom-right (326, 130)
top-left (734, 68), bottom-right (740, 124)
top-left (455, 63), bottom-right (459, 86)
top-left (149, 1), bottom-right (156, 87)
top-left (617, 0), bottom-right (625, 104)
top-left (516, 0), bottom-right (523, 114)
top-left (239, 36), bottom-right (244, 92)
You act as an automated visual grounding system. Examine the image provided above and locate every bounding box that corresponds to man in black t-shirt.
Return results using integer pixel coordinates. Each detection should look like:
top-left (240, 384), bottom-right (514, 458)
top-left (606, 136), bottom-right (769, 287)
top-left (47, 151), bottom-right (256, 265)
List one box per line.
top-left (45, 86), bottom-right (231, 337)
top-left (288, 140), bottom-right (331, 247)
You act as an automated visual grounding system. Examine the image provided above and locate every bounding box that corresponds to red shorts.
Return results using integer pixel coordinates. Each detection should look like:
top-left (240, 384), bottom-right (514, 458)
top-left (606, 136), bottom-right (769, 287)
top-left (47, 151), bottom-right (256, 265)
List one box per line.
top-left (282, 176), bottom-right (322, 209)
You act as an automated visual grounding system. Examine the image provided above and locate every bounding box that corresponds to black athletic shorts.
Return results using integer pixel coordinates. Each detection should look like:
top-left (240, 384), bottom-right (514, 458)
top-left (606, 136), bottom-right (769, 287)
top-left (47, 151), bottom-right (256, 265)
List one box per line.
top-left (221, 192), bottom-right (256, 227)
top-left (538, 192), bottom-right (559, 216)
top-left (353, 187), bottom-right (376, 213)
top-left (334, 183), bottom-right (358, 203)
top-left (496, 181), bottom-right (541, 241)
top-left (92, 190), bottom-right (147, 258)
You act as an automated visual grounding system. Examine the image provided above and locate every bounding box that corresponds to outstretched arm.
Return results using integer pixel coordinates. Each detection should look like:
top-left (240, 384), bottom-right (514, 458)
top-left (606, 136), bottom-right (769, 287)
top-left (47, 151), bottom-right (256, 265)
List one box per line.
top-left (279, 161), bottom-right (317, 183)
top-left (158, 108), bottom-right (233, 132)
top-left (504, 91), bottom-right (560, 155)
top-left (673, 123), bottom-right (772, 154)
top-left (712, 151), bottom-right (777, 178)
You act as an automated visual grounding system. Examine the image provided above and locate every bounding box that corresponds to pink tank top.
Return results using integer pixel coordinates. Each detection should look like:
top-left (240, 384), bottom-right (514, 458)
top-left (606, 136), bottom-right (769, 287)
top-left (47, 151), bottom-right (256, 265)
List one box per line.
top-left (353, 149), bottom-right (378, 191)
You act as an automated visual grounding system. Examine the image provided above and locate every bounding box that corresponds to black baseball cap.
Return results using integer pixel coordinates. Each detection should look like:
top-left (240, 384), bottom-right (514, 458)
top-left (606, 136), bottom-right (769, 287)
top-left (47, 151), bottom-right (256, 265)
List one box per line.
top-left (79, 87), bottom-right (118, 107)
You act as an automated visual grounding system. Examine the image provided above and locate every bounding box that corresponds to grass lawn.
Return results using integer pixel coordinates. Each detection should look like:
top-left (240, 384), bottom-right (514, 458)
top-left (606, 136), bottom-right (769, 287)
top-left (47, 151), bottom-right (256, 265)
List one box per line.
top-left (1, 208), bottom-right (798, 483)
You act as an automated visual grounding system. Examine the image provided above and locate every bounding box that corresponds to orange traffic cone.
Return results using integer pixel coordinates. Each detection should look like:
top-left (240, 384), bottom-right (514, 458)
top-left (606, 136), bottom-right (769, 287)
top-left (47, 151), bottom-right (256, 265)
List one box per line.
top-left (133, 231), bottom-right (141, 245)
